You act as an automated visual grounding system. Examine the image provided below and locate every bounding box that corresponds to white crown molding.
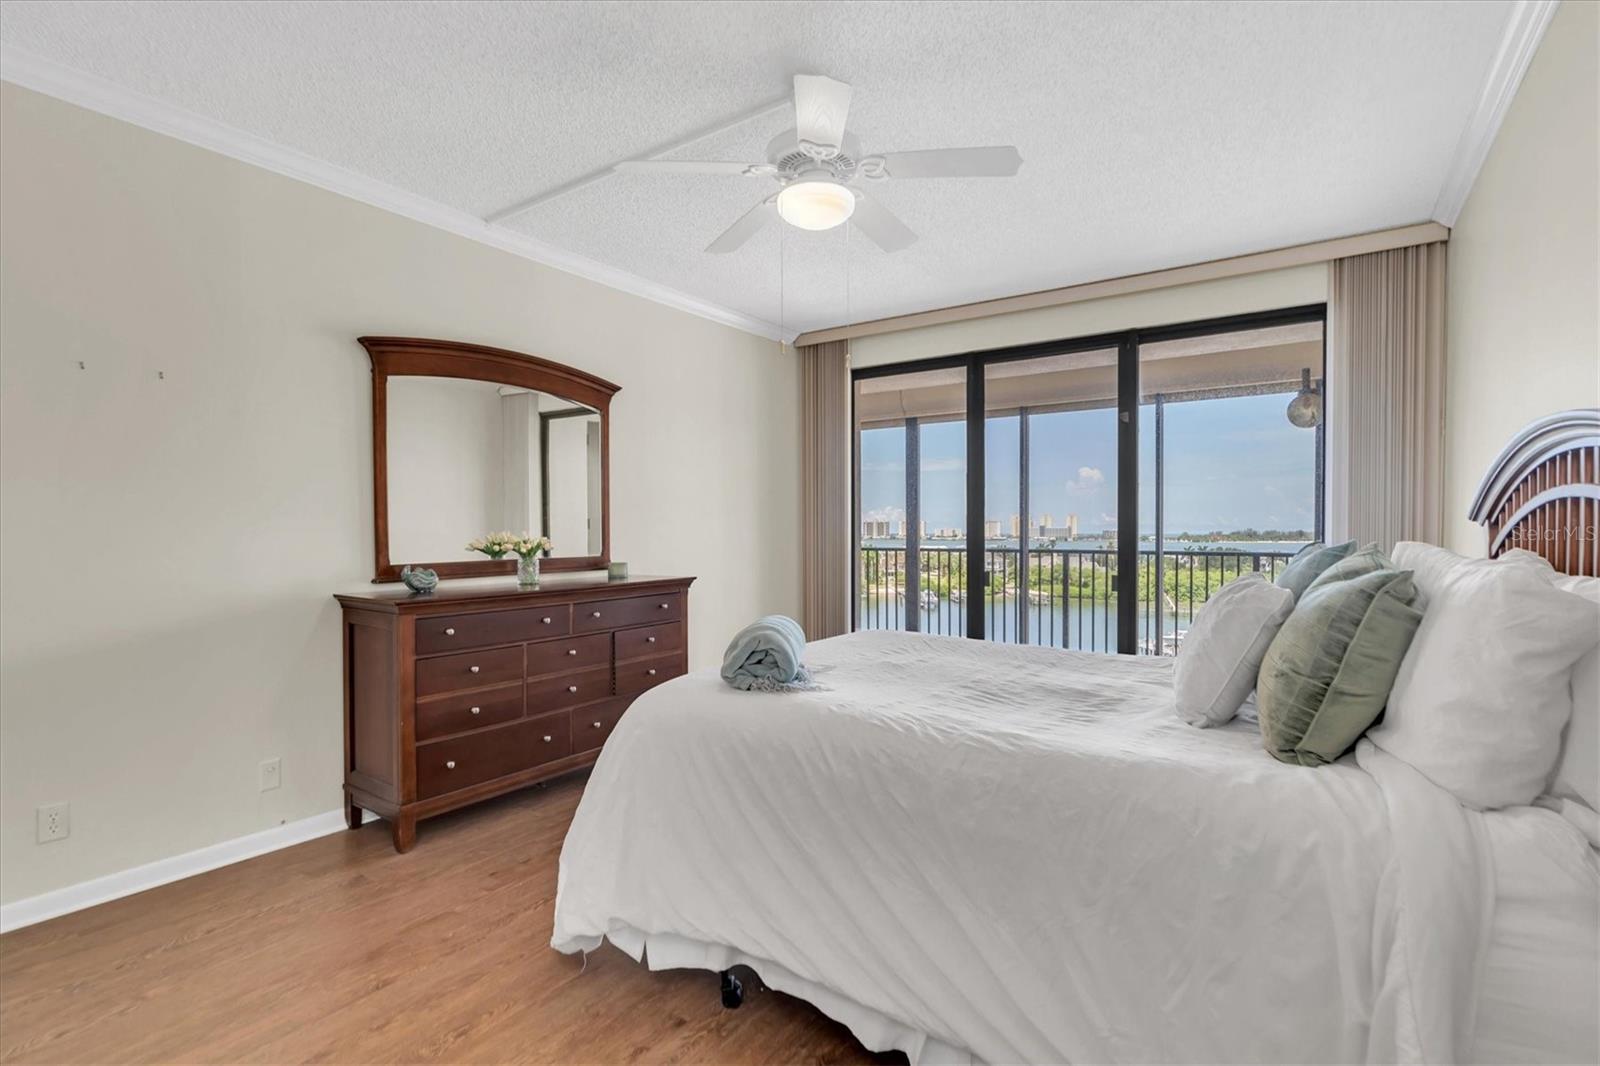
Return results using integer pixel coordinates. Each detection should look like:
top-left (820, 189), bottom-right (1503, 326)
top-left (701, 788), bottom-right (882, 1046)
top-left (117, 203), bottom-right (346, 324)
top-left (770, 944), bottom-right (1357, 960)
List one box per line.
top-left (0, 44), bottom-right (789, 343)
top-left (0, 807), bottom-right (377, 933)
top-left (1432, 0), bottom-right (1559, 226)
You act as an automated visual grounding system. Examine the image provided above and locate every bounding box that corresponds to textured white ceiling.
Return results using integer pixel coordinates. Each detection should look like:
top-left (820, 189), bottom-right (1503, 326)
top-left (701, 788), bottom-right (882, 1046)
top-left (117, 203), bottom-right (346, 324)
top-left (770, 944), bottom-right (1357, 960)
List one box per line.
top-left (0, 0), bottom-right (1513, 334)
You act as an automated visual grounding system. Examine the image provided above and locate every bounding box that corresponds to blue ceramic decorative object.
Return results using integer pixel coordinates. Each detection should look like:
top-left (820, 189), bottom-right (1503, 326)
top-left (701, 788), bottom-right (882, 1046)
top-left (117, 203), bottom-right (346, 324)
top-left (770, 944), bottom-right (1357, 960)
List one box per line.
top-left (400, 566), bottom-right (439, 594)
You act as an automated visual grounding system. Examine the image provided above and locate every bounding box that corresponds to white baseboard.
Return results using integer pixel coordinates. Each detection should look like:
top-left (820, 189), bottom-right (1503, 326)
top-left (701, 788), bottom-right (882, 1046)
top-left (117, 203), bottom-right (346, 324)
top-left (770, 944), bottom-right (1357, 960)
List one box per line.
top-left (0, 807), bottom-right (378, 934)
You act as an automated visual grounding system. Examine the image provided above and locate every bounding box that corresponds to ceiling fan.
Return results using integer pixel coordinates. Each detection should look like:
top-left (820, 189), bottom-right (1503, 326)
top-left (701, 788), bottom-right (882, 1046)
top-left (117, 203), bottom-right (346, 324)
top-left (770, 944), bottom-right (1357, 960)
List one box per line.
top-left (614, 75), bottom-right (1023, 254)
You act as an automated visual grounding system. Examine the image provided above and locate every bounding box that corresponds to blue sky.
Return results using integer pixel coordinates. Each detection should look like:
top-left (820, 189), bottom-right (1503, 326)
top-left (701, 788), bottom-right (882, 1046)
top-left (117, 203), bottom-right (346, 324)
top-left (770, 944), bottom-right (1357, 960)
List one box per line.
top-left (860, 392), bottom-right (1317, 535)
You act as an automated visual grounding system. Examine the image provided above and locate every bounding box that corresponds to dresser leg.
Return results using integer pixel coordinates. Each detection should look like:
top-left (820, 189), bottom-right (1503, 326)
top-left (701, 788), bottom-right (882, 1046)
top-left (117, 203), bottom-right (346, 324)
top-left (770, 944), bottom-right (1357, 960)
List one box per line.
top-left (391, 813), bottom-right (416, 853)
top-left (343, 794), bottom-right (363, 831)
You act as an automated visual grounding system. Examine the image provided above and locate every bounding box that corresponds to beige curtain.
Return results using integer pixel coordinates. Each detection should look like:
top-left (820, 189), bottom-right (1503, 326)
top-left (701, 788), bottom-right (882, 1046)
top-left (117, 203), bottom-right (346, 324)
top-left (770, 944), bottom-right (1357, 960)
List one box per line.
top-left (1327, 242), bottom-right (1447, 550)
top-left (800, 340), bottom-right (851, 639)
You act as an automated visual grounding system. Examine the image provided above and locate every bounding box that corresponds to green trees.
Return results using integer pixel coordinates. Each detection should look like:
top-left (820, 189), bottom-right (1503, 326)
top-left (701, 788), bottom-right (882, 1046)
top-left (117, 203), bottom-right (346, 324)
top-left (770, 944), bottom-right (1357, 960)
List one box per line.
top-left (1135, 556), bottom-right (1250, 606)
top-left (859, 547), bottom-right (1265, 606)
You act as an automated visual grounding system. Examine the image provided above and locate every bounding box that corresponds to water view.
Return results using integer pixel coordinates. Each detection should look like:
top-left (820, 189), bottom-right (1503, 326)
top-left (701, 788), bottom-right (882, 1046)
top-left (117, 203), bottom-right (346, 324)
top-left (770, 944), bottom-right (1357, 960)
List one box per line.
top-left (857, 541), bottom-right (1301, 654)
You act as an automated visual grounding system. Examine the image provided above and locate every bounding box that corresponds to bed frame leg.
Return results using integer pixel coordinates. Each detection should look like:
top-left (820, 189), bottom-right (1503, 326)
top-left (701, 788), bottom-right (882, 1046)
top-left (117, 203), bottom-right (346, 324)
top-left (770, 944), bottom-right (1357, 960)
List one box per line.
top-left (719, 968), bottom-right (743, 1009)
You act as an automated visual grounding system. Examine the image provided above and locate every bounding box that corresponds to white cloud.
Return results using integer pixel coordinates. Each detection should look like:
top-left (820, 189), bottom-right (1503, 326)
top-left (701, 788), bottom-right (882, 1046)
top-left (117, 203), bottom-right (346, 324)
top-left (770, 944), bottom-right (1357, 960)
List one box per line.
top-left (1065, 466), bottom-right (1106, 493)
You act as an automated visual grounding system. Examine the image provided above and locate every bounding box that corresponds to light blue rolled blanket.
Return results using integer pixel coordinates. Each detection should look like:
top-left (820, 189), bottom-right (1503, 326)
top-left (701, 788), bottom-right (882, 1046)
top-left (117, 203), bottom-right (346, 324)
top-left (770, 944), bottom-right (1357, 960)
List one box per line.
top-left (720, 614), bottom-right (811, 691)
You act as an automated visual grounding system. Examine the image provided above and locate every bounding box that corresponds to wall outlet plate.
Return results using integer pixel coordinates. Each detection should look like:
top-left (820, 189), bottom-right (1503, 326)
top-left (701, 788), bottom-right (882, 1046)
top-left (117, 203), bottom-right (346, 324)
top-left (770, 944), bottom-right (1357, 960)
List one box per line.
top-left (259, 757), bottom-right (281, 792)
top-left (36, 802), bottom-right (70, 843)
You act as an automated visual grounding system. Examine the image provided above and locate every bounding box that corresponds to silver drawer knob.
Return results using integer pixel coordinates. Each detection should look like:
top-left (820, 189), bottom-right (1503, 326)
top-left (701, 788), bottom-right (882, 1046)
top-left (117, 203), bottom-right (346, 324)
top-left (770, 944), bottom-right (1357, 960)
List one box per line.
top-left (647, 668), bottom-right (657, 676)
top-left (646, 636), bottom-right (657, 643)
top-left (591, 610), bottom-right (602, 618)
top-left (543, 735), bottom-right (553, 743)
top-left (444, 627), bottom-right (456, 636)
top-left (470, 706), bottom-right (481, 715)
top-left (542, 616), bottom-right (552, 624)
top-left (567, 648), bottom-right (578, 656)
top-left (445, 760), bottom-right (456, 770)
top-left (658, 603), bottom-right (669, 609)
top-left (592, 721), bottom-right (602, 729)
top-left (568, 685), bottom-right (578, 693)
top-left (469, 665), bottom-right (480, 674)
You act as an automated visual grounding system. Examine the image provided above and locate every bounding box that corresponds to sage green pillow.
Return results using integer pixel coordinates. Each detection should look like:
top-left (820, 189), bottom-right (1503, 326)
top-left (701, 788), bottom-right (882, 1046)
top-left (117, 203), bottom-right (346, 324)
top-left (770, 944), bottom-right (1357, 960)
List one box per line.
top-left (1303, 543), bottom-right (1391, 594)
top-left (1274, 540), bottom-right (1357, 601)
top-left (1257, 567), bottom-right (1424, 767)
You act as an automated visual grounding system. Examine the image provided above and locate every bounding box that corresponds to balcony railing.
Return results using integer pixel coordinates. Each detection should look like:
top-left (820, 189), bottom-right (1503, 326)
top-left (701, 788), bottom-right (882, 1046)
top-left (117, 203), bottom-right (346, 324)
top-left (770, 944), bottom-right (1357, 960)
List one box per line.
top-left (857, 546), bottom-right (1296, 655)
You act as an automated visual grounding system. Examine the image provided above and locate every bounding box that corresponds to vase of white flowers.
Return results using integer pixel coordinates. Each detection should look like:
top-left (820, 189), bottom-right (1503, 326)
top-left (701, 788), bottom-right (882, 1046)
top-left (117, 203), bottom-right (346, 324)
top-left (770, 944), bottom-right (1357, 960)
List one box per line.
top-left (465, 531), bottom-right (515, 561)
top-left (468, 532), bottom-right (550, 586)
top-left (516, 551), bottom-right (541, 587)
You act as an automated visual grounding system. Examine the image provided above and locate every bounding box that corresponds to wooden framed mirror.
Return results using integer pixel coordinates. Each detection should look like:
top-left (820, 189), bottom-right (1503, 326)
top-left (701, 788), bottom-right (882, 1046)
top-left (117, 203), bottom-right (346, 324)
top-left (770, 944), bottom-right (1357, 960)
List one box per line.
top-left (361, 336), bottom-right (618, 582)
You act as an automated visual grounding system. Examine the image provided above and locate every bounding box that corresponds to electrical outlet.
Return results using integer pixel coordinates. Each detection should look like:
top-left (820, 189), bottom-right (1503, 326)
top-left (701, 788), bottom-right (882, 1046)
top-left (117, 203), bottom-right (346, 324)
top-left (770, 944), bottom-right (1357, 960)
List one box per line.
top-left (36, 802), bottom-right (70, 844)
top-left (259, 757), bottom-right (281, 792)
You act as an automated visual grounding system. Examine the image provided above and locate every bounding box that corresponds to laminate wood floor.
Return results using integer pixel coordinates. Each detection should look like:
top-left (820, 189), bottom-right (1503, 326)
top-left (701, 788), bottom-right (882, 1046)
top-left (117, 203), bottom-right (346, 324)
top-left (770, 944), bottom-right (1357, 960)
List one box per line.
top-left (0, 773), bottom-right (896, 1064)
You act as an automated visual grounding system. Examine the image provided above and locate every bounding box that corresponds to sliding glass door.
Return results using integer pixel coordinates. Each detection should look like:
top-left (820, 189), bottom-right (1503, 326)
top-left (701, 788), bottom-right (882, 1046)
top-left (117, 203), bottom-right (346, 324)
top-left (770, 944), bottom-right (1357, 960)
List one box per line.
top-left (980, 347), bottom-right (1123, 649)
top-left (855, 363), bottom-right (970, 635)
top-left (1136, 316), bottom-right (1325, 654)
top-left (853, 305), bottom-right (1325, 654)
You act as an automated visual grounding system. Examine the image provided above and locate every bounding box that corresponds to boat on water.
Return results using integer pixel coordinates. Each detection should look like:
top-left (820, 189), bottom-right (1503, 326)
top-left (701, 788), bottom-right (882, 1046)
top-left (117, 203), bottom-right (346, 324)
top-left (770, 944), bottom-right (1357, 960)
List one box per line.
top-left (897, 588), bottom-right (942, 609)
top-left (1139, 629), bottom-right (1189, 655)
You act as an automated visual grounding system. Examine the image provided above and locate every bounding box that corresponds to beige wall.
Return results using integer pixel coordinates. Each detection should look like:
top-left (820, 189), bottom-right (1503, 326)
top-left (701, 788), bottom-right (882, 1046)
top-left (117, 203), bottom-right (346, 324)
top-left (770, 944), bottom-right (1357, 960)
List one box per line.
top-left (0, 83), bottom-right (799, 905)
top-left (850, 263), bottom-right (1328, 367)
top-left (1444, 0), bottom-right (1600, 553)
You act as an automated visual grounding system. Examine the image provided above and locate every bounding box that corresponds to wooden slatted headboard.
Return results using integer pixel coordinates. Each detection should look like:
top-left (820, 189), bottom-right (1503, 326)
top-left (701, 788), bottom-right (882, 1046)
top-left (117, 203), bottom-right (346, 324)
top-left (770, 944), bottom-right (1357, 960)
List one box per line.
top-left (1469, 408), bottom-right (1600, 575)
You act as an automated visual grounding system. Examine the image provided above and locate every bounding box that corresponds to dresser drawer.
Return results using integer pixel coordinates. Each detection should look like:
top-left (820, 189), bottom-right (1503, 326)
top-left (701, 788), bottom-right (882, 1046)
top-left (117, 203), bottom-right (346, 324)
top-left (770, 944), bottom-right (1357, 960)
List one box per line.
top-left (416, 645), bottom-right (523, 698)
top-left (616, 652), bottom-right (684, 697)
top-left (574, 592), bottom-right (683, 633)
top-left (415, 683), bottom-right (523, 742)
top-left (527, 665), bottom-right (612, 711)
top-left (526, 632), bottom-right (611, 678)
top-left (415, 712), bottom-right (571, 800)
top-left (571, 699), bottom-right (628, 753)
top-left (615, 621), bottom-right (684, 661)
top-left (415, 606), bottom-right (571, 655)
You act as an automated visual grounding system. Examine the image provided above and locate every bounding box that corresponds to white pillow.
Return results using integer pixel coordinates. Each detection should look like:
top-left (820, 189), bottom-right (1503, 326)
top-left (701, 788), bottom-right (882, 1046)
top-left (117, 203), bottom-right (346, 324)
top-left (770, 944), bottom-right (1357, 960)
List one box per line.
top-left (1369, 542), bottom-right (1599, 809)
top-left (1173, 572), bottom-right (1294, 727)
top-left (1548, 573), bottom-right (1599, 814)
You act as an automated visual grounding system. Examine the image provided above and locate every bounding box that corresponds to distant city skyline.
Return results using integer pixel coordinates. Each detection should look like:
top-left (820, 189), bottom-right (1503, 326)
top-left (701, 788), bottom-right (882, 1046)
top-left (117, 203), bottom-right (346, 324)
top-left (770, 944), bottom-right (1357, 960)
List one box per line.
top-left (859, 392), bottom-right (1317, 537)
top-left (862, 511), bottom-right (1086, 541)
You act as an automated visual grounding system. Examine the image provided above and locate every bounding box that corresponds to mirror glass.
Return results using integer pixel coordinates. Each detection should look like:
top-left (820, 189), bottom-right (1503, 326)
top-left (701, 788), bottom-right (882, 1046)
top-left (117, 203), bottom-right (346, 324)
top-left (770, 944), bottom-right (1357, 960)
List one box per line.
top-left (386, 376), bottom-right (603, 564)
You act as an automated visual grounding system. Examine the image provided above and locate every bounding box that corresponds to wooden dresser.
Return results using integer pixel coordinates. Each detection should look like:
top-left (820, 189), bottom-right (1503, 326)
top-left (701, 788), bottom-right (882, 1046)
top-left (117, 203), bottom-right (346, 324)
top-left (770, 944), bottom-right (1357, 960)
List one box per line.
top-left (335, 573), bottom-right (695, 851)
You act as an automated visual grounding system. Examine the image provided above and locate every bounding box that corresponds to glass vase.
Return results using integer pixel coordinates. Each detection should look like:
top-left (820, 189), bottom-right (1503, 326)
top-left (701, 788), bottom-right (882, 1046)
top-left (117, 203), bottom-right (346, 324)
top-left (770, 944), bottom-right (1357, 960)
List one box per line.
top-left (517, 553), bottom-right (541, 587)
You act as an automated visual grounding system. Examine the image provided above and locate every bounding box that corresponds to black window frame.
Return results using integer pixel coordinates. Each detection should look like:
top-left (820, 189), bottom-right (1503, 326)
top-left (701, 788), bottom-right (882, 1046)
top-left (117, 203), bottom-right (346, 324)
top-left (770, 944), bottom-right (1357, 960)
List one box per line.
top-left (849, 302), bottom-right (1328, 651)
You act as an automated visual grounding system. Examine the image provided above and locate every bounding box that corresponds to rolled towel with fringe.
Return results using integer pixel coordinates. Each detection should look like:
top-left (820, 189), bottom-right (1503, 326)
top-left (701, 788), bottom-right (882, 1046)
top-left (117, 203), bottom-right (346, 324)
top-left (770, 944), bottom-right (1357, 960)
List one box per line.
top-left (720, 615), bottom-right (808, 691)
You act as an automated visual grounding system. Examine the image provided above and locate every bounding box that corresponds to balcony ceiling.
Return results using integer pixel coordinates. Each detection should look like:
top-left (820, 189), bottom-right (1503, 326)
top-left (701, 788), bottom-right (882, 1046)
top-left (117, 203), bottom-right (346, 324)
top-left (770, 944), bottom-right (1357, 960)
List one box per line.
top-left (0, 1), bottom-right (1516, 336)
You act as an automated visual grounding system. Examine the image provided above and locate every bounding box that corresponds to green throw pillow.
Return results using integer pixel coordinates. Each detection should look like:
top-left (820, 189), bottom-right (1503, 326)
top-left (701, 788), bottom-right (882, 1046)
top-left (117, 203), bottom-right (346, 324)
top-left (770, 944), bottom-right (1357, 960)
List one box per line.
top-left (1274, 540), bottom-right (1357, 601)
top-left (1257, 567), bottom-right (1423, 767)
top-left (1303, 543), bottom-right (1390, 594)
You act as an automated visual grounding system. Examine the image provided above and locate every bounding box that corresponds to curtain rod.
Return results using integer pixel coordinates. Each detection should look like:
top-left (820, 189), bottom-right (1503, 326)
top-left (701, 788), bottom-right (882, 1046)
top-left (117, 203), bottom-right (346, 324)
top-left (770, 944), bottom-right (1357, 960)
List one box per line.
top-left (792, 221), bottom-right (1449, 348)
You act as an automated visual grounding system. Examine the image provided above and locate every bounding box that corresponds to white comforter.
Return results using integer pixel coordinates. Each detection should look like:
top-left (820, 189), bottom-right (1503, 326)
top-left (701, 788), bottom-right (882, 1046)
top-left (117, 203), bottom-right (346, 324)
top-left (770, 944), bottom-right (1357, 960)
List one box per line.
top-left (552, 631), bottom-right (1492, 1064)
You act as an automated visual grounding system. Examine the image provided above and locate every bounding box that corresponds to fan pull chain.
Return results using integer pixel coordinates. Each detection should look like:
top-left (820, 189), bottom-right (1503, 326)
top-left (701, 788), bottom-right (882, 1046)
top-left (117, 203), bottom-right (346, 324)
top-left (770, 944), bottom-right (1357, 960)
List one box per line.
top-left (844, 220), bottom-right (852, 327)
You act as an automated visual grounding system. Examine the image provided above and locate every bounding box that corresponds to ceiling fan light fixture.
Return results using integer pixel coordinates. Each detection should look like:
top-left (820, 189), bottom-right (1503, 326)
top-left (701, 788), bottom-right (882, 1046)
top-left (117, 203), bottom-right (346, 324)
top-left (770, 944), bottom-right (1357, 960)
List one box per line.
top-left (776, 180), bottom-right (855, 231)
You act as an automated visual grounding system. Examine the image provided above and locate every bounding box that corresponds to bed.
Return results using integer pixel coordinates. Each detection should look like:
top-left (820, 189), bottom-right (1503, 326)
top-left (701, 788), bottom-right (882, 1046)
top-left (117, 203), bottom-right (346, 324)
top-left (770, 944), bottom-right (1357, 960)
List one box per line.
top-left (551, 411), bottom-right (1600, 1064)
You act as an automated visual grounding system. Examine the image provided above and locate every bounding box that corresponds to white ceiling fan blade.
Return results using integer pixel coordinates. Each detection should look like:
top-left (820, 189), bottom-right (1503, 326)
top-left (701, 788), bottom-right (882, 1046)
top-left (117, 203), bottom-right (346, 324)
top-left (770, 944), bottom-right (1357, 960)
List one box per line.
top-left (849, 192), bottom-right (917, 253)
top-left (793, 74), bottom-right (852, 154)
top-left (706, 198), bottom-right (778, 253)
top-left (614, 160), bottom-right (774, 177)
top-left (875, 146), bottom-right (1023, 179)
